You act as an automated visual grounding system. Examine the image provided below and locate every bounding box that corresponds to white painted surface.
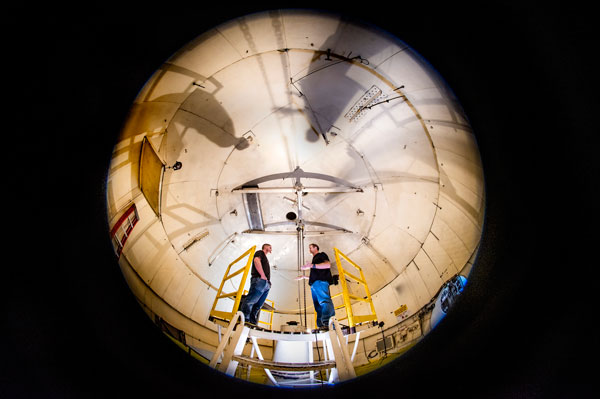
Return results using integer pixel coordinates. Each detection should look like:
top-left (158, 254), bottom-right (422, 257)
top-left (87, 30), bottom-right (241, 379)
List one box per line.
top-left (106, 9), bottom-right (484, 367)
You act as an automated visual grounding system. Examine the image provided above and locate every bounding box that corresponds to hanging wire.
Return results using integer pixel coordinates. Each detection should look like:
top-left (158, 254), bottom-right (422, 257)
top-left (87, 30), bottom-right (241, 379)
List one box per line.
top-left (313, 331), bottom-right (324, 386)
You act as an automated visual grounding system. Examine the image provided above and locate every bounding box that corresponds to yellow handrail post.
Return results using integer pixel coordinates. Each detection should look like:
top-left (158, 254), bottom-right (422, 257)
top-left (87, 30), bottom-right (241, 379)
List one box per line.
top-left (360, 266), bottom-right (377, 318)
top-left (334, 248), bottom-right (355, 327)
top-left (232, 247), bottom-right (256, 317)
top-left (209, 246), bottom-right (257, 322)
top-left (243, 290), bottom-right (275, 330)
top-left (333, 248), bottom-right (378, 328)
top-left (260, 298), bottom-right (275, 330)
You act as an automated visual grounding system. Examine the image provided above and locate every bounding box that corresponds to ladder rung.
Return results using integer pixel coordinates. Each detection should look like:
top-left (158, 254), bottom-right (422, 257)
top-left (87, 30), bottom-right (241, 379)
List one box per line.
top-left (224, 266), bottom-right (246, 280)
top-left (210, 310), bottom-right (234, 320)
top-left (232, 355), bottom-right (336, 371)
top-left (337, 253), bottom-right (363, 271)
top-left (353, 314), bottom-right (377, 323)
top-left (348, 294), bottom-right (370, 302)
top-left (261, 303), bottom-right (275, 311)
top-left (343, 270), bottom-right (365, 284)
top-left (217, 292), bottom-right (238, 299)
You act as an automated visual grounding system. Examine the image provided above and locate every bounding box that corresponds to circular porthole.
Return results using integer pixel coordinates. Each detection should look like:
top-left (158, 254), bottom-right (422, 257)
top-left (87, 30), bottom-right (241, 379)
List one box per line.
top-left (286, 212), bottom-right (297, 221)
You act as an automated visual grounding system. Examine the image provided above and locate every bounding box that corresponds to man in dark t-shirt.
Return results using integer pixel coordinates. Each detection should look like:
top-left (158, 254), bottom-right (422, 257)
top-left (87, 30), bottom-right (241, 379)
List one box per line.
top-left (300, 243), bottom-right (335, 331)
top-left (240, 243), bottom-right (272, 326)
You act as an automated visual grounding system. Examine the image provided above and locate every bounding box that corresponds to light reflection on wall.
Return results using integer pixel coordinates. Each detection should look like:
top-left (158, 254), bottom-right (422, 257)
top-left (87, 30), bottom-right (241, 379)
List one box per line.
top-left (105, 9), bottom-right (485, 387)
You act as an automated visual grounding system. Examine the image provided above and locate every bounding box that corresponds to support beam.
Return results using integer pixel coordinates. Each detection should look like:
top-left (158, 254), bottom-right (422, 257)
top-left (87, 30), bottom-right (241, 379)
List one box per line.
top-left (234, 186), bottom-right (363, 194)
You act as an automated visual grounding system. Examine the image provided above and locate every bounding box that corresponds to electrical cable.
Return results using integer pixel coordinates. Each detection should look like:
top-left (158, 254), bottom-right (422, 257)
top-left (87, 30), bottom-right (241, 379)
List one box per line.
top-left (362, 338), bottom-right (373, 363)
top-left (313, 331), bottom-right (325, 386)
top-left (364, 95), bottom-right (406, 110)
top-left (290, 52), bottom-right (370, 84)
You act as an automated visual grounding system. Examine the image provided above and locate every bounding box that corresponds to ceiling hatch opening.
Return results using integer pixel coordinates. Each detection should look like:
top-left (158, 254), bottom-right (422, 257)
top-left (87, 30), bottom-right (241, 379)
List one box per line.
top-left (106, 8), bottom-right (485, 388)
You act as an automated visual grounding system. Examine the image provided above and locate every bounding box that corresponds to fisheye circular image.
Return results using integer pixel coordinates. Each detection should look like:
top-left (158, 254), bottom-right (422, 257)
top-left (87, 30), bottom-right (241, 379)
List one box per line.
top-left (106, 9), bottom-right (484, 388)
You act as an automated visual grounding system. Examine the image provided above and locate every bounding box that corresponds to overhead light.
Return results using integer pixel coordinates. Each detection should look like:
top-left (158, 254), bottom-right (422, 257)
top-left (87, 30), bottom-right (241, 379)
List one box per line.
top-left (166, 161), bottom-right (182, 171)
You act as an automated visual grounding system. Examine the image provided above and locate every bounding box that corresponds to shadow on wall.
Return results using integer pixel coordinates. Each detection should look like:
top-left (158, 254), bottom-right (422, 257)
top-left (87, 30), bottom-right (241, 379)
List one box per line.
top-left (124, 61), bottom-right (252, 241)
top-left (291, 15), bottom-right (470, 181)
top-left (288, 18), bottom-right (409, 192)
top-left (109, 60), bottom-right (251, 195)
top-left (293, 17), bottom-right (372, 145)
top-left (147, 61), bottom-right (251, 151)
top-left (177, 88), bottom-right (250, 150)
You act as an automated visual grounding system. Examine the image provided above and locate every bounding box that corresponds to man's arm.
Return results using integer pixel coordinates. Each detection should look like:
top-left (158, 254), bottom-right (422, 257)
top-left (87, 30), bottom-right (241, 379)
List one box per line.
top-left (301, 259), bottom-right (331, 270)
top-left (313, 261), bottom-right (331, 269)
top-left (254, 257), bottom-right (268, 279)
top-left (314, 253), bottom-right (331, 269)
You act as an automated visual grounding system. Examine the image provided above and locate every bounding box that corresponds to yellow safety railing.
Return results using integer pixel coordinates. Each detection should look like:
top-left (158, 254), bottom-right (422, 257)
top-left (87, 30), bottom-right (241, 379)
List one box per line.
top-left (243, 290), bottom-right (274, 330)
top-left (332, 247), bottom-right (378, 328)
top-left (209, 246), bottom-right (256, 323)
top-left (258, 298), bottom-right (275, 330)
top-left (313, 291), bottom-right (347, 328)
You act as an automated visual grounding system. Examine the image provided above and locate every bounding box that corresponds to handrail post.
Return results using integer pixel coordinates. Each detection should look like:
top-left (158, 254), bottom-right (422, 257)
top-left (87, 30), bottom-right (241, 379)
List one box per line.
top-left (231, 246), bottom-right (256, 317)
top-left (327, 317), bottom-right (356, 380)
top-left (209, 246), bottom-right (256, 322)
top-left (334, 248), bottom-right (355, 327)
top-left (209, 311), bottom-right (245, 368)
top-left (333, 247), bottom-right (377, 328)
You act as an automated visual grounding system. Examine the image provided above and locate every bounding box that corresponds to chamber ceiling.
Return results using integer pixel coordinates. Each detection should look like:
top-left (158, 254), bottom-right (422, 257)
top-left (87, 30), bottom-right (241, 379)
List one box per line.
top-left (107, 9), bottom-right (484, 329)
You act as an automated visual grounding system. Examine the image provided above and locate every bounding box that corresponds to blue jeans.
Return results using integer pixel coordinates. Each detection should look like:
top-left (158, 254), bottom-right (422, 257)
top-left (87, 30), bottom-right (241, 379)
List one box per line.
top-left (240, 277), bottom-right (271, 325)
top-left (311, 280), bottom-right (335, 327)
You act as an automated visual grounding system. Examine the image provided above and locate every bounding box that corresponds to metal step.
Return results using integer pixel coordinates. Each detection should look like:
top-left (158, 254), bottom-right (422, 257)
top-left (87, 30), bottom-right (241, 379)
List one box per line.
top-left (232, 355), bottom-right (336, 371)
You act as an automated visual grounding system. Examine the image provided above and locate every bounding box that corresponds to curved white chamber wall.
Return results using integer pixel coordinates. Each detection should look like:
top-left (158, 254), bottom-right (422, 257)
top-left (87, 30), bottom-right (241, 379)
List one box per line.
top-left (106, 9), bottom-right (484, 381)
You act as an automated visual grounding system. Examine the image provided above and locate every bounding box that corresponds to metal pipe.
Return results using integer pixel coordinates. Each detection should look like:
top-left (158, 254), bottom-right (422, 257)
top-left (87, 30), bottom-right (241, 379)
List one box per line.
top-left (297, 224), bottom-right (302, 325)
top-left (232, 186), bottom-right (363, 194)
top-left (297, 188), bottom-right (307, 327)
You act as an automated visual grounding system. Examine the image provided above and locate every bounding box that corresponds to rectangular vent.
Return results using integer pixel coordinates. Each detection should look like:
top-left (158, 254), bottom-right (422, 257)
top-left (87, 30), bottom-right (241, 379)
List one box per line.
top-left (243, 191), bottom-right (264, 230)
top-left (344, 85), bottom-right (386, 122)
top-left (183, 230), bottom-right (210, 251)
top-left (376, 335), bottom-right (395, 353)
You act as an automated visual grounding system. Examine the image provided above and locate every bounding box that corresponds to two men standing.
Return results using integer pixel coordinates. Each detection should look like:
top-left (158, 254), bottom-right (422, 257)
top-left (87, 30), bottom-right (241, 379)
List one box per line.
top-left (241, 242), bottom-right (335, 331)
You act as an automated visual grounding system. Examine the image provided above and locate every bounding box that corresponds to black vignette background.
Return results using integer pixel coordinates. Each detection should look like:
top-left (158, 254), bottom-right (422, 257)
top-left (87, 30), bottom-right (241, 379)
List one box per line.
top-left (3, 3), bottom-right (597, 398)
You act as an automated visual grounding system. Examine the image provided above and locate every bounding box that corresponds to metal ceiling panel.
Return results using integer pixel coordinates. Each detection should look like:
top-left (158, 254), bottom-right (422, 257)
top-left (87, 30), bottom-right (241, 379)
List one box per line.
top-left (107, 9), bottom-right (486, 360)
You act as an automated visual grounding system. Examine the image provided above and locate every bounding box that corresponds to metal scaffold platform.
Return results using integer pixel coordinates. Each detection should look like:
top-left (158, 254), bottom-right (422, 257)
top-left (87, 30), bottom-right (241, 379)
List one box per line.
top-left (209, 312), bottom-right (365, 387)
top-left (207, 246), bottom-right (379, 386)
